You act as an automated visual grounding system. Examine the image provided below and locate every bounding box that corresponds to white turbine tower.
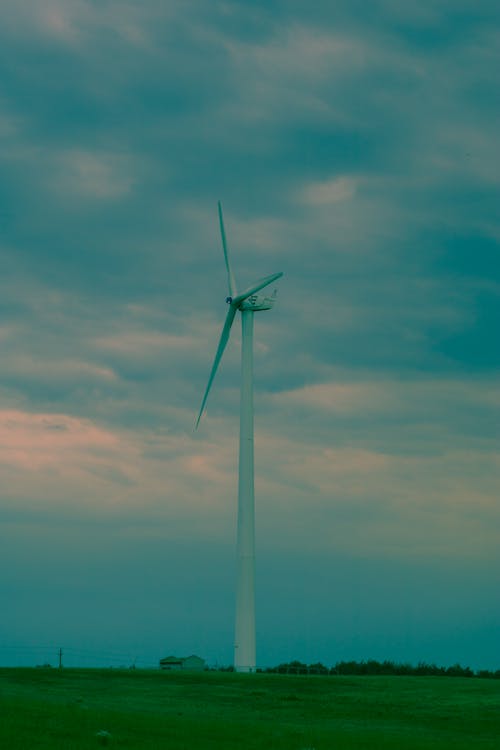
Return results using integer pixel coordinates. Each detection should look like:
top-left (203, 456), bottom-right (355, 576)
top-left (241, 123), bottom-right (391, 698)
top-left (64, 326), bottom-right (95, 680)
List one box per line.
top-left (196, 202), bottom-right (283, 673)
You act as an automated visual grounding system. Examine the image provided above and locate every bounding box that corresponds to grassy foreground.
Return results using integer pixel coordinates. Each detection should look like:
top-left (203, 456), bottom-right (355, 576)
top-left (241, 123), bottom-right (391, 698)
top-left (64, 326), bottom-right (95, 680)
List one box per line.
top-left (0, 667), bottom-right (499, 749)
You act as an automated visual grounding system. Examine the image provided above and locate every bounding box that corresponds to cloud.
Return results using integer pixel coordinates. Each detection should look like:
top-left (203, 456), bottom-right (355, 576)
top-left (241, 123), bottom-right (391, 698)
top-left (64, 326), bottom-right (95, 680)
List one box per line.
top-left (0, 110), bottom-right (21, 138)
top-left (53, 149), bottom-right (136, 199)
top-left (0, 409), bottom-right (128, 474)
top-left (0, 0), bottom-right (164, 48)
top-left (302, 176), bottom-right (358, 205)
top-left (254, 430), bottom-right (499, 561)
top-left (2, 354), bottom-right (117, 385)
top-left (0, 405), bottom-right (237, 531)
top-left (94, 331), bottom-right (194, 355)
top-left (224, 24), bottom-right (366, 82)
top-left (274, 377), bottom-right (500, 417)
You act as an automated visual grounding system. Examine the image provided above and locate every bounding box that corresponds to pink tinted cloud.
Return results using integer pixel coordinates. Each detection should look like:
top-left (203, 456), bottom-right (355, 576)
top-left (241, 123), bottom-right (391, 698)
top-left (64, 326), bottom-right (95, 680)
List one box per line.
top-left (183, 453), bottom-right (232, 485)
top-left (0, 409), bottom-right (125, 473)
top-left (0, 409), bottom-right (237, 529)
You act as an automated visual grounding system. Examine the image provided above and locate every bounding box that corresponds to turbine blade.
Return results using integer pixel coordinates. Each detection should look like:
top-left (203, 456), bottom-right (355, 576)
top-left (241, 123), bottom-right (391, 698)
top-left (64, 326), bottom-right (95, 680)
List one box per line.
top-left (195, 304), bottom-right (238, 428)
top-left (233, 272), bottom-right (283, 305)
top-left (218, 201), bottom-right (237, 298)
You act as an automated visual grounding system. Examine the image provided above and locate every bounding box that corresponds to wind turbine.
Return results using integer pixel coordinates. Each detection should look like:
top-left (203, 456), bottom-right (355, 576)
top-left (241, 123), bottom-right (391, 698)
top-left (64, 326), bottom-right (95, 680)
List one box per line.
top-left (196, 202), bottom-right (283, 673)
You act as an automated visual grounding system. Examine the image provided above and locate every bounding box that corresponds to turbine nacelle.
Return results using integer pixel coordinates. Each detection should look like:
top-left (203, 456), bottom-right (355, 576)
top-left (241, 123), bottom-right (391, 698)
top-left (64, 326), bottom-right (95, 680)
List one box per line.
top-left (239, 289), bottom-right (278, 311)
top-left (226, 289), bottom-right (278, 311)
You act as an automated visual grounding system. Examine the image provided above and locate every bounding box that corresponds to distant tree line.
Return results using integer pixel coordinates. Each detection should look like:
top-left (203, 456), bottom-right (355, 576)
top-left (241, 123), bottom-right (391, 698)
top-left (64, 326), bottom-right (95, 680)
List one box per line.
top-left (258, 660), bottom-right (500, 678)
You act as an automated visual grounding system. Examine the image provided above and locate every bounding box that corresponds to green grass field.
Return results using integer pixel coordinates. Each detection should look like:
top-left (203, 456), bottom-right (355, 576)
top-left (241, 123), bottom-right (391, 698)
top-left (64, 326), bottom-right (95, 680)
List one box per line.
top-left (1, 667), bottom-right (498, 749)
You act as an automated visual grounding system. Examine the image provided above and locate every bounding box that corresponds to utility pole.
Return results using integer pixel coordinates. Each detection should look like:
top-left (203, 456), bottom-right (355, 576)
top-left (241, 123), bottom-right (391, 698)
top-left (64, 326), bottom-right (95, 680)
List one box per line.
top-left (58, 647), bottom-right (63, 669)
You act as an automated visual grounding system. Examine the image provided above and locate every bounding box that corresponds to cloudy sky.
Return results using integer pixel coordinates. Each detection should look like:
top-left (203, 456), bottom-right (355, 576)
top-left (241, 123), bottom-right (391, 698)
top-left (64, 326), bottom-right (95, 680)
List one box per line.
top-left (1, 0), bottom-right (499, 670)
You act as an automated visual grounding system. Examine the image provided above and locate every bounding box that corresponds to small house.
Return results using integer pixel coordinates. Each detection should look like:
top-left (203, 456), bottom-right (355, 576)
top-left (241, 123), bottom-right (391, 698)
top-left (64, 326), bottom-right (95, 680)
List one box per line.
top-left (159, 654), bottom-right (205, 671)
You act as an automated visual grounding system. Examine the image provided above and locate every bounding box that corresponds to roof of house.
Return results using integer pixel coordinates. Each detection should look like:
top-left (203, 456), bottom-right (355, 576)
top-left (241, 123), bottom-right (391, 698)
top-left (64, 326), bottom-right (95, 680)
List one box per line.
top-left (159, 654), bottom-right (204, 663)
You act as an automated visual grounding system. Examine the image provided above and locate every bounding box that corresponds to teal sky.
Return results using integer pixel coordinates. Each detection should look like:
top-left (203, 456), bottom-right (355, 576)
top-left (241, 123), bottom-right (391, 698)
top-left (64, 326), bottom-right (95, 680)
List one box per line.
top-left (0, 1), bottom-right (499, 669)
